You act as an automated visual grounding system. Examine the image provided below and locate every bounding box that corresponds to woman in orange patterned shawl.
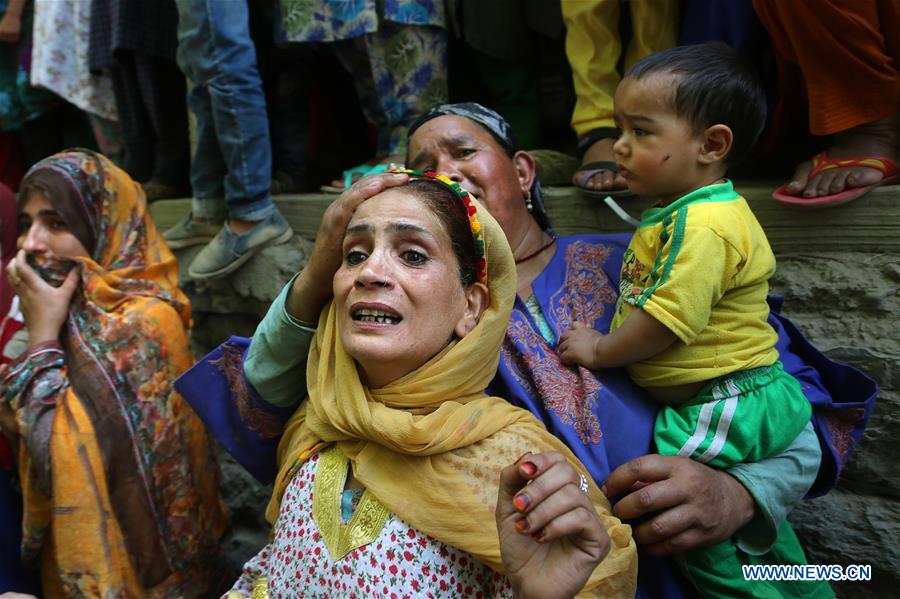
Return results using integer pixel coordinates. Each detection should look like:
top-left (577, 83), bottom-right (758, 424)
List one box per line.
top-left (0, 150), bottom-right (227, 597)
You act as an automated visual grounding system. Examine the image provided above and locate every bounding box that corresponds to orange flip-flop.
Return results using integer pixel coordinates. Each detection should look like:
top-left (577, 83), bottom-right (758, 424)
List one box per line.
top-left (772, 152), bottom-right (898, 208)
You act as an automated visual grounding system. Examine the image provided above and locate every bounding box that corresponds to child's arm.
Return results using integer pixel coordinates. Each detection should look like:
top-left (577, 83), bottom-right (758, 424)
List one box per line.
top-left (559, 308), bottom-right (676, 370)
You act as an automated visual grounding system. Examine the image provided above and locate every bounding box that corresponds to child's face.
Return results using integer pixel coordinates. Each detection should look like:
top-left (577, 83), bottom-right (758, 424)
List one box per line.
top-left (612, 75), bottom-right (709, 204)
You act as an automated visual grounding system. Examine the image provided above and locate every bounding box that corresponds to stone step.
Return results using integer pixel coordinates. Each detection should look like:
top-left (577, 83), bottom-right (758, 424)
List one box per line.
top-left (149, 181), bottom-right (900, 254)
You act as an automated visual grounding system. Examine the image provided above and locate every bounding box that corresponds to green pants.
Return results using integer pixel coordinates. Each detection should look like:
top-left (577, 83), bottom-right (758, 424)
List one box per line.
top-left (655, 362), bottom-right (831, 598)
top-left (655, 362), bottom-right (811, 467)
top-left (686, 523), bottom-right (833, 598)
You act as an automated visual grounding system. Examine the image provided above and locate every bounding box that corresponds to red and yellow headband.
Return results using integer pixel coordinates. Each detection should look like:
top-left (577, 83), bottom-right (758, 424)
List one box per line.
top-left (391, 169), bottom-right (487, 284)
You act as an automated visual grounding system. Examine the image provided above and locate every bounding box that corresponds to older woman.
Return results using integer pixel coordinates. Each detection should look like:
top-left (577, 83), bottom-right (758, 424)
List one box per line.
top-left (0, 150), bottom-right (227, 597)
top-left (217, 173), bottom-right (636, 597)
top-left (182, 106), bottom-right (875, 597)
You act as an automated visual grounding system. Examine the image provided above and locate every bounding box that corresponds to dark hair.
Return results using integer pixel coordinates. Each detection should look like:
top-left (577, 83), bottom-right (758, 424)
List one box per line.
top-left (626, 42), bottom-right (766, 167)
top-left (405, 179), bottom-right (480, 287)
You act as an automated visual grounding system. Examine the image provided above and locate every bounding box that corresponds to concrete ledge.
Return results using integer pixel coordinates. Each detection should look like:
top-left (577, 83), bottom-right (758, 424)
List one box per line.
top-left (150, 182), bottom-right (900, 255)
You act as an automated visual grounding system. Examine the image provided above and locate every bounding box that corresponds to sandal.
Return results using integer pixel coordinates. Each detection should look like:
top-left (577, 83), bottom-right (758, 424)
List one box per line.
top-left (573, 161), bottom-right (636, 199)
top-left (573, 127), bottom-right (635, 199)
top-left (772, 152), bottom-right (898, 208)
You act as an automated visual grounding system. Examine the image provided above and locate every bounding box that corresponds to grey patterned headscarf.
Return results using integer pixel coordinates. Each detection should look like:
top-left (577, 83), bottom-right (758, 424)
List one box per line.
top-left (408, 103), bottom-right (552, 232)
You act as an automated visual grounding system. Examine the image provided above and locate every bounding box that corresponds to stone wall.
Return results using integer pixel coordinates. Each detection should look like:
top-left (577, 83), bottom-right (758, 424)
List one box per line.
top-left (153, 183), bottom-right (899, 595)
top-left (771, 252), bottom-right (898, 599)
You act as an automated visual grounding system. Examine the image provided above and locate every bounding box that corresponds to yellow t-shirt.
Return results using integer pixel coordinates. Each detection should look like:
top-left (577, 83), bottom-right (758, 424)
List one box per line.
top-left (610, 181), bottom-right (779, 387)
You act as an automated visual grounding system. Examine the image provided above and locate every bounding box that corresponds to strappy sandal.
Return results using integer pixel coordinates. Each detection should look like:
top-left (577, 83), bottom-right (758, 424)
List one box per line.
top-left (573, 160), bottom-right (636, 199)
top-left (772, 152), bottom-right (898, 208)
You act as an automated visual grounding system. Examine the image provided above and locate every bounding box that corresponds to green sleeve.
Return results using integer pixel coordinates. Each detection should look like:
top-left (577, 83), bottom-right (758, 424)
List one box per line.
top-left (727, 421), bottom-right (821, 555)
top-left (244, 274), bottom-right (316, 408)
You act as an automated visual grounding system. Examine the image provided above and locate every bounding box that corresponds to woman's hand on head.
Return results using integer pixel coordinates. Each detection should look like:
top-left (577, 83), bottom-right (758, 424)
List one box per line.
top-left (286, 172), bottom-right (410, 323)
top-left (603, 454), bottom-right (755, 555)
top-left (496, 452), bottom-right (610, 599)
top-left (6, 250), bottom-right (81, 345)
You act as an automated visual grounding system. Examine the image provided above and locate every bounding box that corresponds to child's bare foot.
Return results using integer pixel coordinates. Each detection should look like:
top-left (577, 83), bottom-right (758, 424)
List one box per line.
top-left (784, 114), bottom-right (898, 198)
top-left (572, 137), bottom-right (629, 192)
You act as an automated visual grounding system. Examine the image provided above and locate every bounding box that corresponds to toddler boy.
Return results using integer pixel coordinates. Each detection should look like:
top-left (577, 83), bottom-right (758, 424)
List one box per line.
top-left (559, 43), bottom-right (829, 598)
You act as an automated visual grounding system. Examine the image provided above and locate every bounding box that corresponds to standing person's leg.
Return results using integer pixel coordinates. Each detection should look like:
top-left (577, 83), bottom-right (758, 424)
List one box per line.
top-left (111, 51), bottom-right (155, 183)
top-left (624, 0), bottom-right (678, 70)
top-left (166, 0), bottom-right (228, 249)
top-left (326, 37), bottom-right (391, 191)
top-left (754, 0), bottom-right (899, 205)
top-left (563, 0), bottom-right (627, 196)
top-left (364, 22), bottom-right (448, 160)
top-left (87, 114), bottom-right (126, 167)
top-left (269, 45), bottom-right (311, 194)
top-left (328, 23), bottom-right (447, 191)
top-left (133, 53), bottom-right (191, 200)
top-left (178, 0), bottom-right (291, 279)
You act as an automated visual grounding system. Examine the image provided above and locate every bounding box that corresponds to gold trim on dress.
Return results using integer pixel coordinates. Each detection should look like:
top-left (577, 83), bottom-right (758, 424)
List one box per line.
top-left (312, 446), bottom-right (390, 561)
top-left (250, 576), bottom-right (269, 599)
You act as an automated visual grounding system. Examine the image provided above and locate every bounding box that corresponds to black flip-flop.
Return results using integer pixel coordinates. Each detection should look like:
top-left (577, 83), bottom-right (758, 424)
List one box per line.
top-left (573, 160), bottom-right (635, 199)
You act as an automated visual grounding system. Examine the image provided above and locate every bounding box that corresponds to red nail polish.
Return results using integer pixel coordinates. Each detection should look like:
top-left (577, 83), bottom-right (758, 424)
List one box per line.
top-left (519, 461), bottom-right (537, 477)
top-left (513, 493), bottom-right (529, 512)
top-left (515, 518), bottom-right (530, 533)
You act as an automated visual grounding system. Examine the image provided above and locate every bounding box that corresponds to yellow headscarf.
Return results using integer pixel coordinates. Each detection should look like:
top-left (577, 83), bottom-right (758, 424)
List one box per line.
top-left (268, 184), bottom-right (636, 596)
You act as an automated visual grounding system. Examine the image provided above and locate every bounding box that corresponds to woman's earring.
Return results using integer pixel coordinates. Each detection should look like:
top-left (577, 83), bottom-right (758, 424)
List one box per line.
top-left (525, 191), bottom-right (533, 212)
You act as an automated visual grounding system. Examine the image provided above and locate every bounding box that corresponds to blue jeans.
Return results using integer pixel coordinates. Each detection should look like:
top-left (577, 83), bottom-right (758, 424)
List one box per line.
top-left (175, 0), bottom-right (274, 221)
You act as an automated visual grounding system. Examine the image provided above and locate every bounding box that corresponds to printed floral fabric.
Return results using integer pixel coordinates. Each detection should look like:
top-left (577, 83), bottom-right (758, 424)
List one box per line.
top-left (280, 0), bottom-right (444, 42)
top-left (0, 1), bottom-right (62, 131)
top-left (227, 452), bottom-right (513, 599)
top-left (278, 0), bottom-right (447, 156)
top-left (0, 151), bottom-right (227, 597)
top-left (334, 22), bottom-right (448, 155)
top-left (30, 0), bottom-right (117, 120)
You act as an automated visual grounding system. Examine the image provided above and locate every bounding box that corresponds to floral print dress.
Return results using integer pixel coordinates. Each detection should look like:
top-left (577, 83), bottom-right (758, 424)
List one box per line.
top-left (277, 0), bottom-right (447, 157)
top-left (227, 450), bottom-right (512, 598)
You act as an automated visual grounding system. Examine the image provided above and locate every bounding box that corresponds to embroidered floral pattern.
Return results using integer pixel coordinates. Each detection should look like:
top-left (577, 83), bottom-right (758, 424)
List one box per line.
top-left (503, 317), bottom-right (603, 445)
top-left (209, 342), bottom-right (286, 440)
top-left (499, 240), bottom-right (621, 445)
top-left (549, 241), bottom-right (617, 330)
top-left (823, 407), bottom-right (867, 470)
top-left (229, 454), bottom-right (512, 598)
